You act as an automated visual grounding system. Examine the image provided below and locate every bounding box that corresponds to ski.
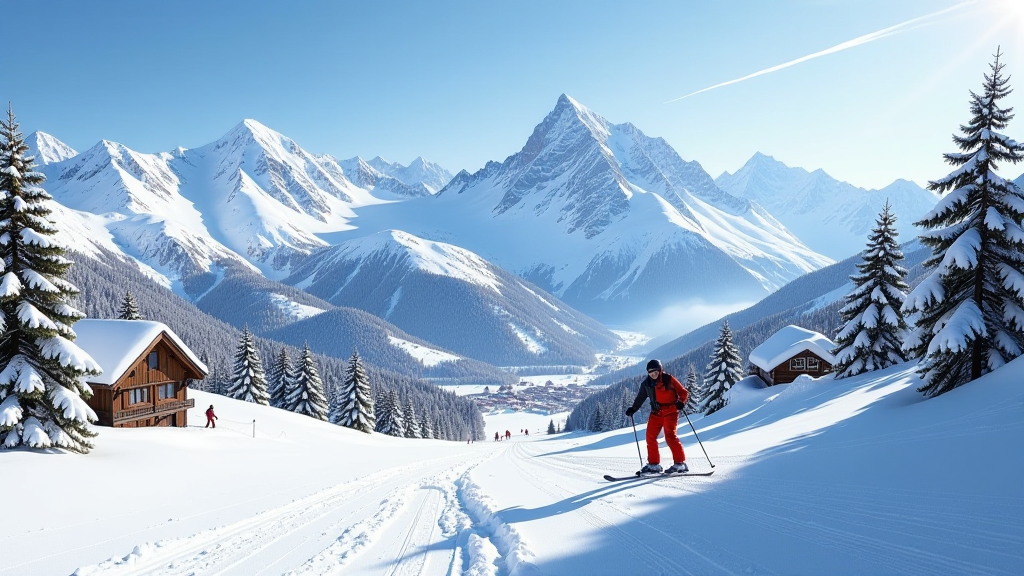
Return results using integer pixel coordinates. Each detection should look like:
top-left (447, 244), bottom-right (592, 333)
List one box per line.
top-left (604, 470), bottom-right (715, 482)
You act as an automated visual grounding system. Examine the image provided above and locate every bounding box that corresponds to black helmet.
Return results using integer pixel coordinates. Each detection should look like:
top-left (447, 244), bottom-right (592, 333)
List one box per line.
top-left (646, 359), bottom-right (663, 372)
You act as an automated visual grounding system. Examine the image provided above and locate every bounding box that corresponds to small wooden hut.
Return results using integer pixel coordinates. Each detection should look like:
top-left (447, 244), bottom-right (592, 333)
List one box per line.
top-left (749, 325), bottom-right (835, 386)
top-left (74, 319), bottom-right (208, 427)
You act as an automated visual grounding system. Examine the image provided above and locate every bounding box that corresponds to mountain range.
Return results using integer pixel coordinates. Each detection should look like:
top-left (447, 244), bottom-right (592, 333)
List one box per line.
top-left (716, 153), bottom-right (939, 260)
top-left (323, 95), bottom-right (833, 324)
top-left (23, 94), bottom-right (967, 374)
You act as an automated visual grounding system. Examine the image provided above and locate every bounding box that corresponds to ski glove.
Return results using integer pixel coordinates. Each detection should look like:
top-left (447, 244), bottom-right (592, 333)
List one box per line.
top-left (675, 401), bottom-right (686, 411)
top-left (625, 407), bottom-right (637, 417)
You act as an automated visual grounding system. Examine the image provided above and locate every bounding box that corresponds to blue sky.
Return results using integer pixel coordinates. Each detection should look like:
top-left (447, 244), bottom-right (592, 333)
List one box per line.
top-left (4, 0), bottom-right (1022, 189)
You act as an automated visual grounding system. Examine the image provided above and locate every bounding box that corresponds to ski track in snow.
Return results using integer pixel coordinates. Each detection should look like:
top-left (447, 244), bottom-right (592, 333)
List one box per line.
top-left (72, 455), bottom-right (481, 576)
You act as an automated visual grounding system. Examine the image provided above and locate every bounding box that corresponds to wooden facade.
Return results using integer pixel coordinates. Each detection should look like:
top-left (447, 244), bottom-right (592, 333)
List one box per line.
top-left (85, 334), bottom-right (204, 428)
top-left (752, 349), bottom-right (834, 386)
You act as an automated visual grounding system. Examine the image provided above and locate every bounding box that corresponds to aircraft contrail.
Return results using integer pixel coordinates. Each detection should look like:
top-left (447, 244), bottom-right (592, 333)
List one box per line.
top-left (665, 1), bottom-right (977, 103)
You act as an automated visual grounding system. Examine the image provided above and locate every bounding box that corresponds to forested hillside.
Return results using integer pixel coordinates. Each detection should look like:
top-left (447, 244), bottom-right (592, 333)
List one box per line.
top-left (567, 241), bottom-right (932, 431)
top-left (66, 249), bottom-right (488, 440)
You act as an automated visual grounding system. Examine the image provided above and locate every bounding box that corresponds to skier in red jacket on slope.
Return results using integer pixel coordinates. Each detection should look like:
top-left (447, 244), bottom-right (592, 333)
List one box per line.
top-left (625, 359), bottom-right (690, 474)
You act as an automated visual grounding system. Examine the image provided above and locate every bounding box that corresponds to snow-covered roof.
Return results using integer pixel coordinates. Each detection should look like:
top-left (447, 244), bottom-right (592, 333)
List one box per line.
top-left (73, 319), bottom-right (208, 385)
top-left (749, 325), bottom-right (836, 373)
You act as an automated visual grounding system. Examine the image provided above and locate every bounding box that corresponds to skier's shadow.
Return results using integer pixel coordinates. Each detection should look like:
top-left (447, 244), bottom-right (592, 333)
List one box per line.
top-left (496, 480), bottom-right (660, 523)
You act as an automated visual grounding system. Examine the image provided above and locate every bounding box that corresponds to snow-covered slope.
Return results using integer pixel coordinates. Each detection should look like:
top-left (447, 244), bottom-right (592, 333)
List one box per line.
top-left (337, 95), bottom-right (832, 324)
top-left (286, 229), bottom-right (621, 366)
top-left (646, 240), bottom-right (932, 363)
top-left (39, 139), bottom-right (257, 295)
top-left (716, 153), bottom-right (939, 260)
top-left (8, 358), bottom-right (1021, 576)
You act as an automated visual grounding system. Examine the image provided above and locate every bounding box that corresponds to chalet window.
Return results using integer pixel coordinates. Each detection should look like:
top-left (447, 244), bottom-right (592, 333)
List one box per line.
top-left (807, 358), bottom-right (820, 371)
top-left (790, 357), bottom-right (806, 370)
top-left (128, 387), bottom-right (150, 405)
top-left (157, 383), bottom-right (175, 400)
top-left (148, 351), bottom-right (159, 370)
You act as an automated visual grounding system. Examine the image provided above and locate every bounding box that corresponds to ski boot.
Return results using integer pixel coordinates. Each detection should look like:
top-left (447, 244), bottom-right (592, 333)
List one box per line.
top-left (665, 462), bottom-right (689, 474)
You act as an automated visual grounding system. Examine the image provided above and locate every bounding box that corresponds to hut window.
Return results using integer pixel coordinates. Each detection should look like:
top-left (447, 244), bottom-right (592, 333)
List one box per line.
top-left (807, 358), bottom-right (820, 371)
top-left (157, 383), bottom-right (175, 400)
top-left (790, 357), bottom-right (806, 370)
top-left (128, 388), bottom-right (150, 405)
top-left (148, 351), bottom-right (159, 370)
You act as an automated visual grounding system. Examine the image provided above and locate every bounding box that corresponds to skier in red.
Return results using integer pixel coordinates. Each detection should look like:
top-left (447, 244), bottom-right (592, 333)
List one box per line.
top-left (205, 405), bottom-right (218, 429)
top-left (625, 360), bottom-right (690, 474)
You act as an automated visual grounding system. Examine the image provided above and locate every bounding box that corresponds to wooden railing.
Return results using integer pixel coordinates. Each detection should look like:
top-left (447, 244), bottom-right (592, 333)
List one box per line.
top-left (113, 398), bottom-right (195, 424)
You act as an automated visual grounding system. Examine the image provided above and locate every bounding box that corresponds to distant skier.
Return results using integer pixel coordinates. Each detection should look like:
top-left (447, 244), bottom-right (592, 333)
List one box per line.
top-left (495, 431), bottom-right (500, 442)
top-left (505, 429), bottom-right (511, 440)
top-left (205, 405), bottom-right (218, 429)
top-left (625, 360), bottom-right (690, 474)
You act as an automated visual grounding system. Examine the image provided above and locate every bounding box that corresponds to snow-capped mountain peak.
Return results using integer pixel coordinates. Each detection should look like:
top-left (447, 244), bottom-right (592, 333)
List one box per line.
top-left (26, 131), bottom-right (78, 165)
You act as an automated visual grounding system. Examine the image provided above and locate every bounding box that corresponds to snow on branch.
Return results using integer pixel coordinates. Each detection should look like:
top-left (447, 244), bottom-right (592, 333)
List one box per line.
top-left (927, 300), bottom-right (986, 356)
top-left (36, 336), bottom-right (101, 373)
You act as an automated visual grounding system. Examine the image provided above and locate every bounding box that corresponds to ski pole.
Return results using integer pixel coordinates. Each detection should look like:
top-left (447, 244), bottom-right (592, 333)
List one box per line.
top-left (682, 410), bottom-right (714, 468)
top-left (629, 415), bottom-right (644, 475)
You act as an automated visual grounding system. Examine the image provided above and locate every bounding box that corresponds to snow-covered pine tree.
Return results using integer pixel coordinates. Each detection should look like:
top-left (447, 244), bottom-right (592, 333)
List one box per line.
top-left (332, 349), bottom-right (374, 432)
top-left (388, 390), bottom-right (406, 437)
top-left (118, 289), bottom-right (141, 320)
top-left (684, 364), bottom-right (702, 414)
top-left (547, 419), bottom-right (556, 434)
top-left (833, 202), bottom-right (910, 378)
top-left (419, 411), bottom-right (434, 439)
top-left (0, 106), bottom-right (101, 453)
top-left (591, 404), bottom-right (603, 432)
top-left (703, 320), bottom-right (744, 416)
top-left (267, 347), bottom-right (291, 409)
top-left (374, 388), bottom-right (401, 436)
top-left (284, 343), bottom-right (328, 420)
top-left (225, 326), bottom-right (269, 405)
top-left (904, 49), bottom-right (1024, 397)
top-left (402, 399), bottom-right (421, 438)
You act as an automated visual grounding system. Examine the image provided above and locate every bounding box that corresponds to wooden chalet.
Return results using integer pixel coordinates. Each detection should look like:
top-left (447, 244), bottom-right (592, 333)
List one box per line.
top-left (74, 319), bottom-right (208, 428)
top-left (749, 325), bottom-right (836, 386)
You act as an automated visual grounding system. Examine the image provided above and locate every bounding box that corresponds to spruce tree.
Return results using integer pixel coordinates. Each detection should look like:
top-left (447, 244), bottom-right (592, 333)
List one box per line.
top-left (419, 408), bottom-right (434, 439)
top-left (547, 419), bottom-right (556, 434)
top-left (284, 343), bottom-right (328, 420)
top-left (118, 289), bottom-right (141, 320)
top-left (225, 327), bottom-right (269, 405)
top-left (402, 399), bottom-right (421, 438)
top-left (684, 364), bottom-right (702, 414)
top-left (833, 202), bottom-right (910, 378)
top-left (267, 347), bottom-right (291, 409)
top-left (374, 389), bottom-right (405, 436)
top-left (703, 320), bottom-right (744, 416)
top-left (0, 106), bottom-right (101, 453)
top-left (333, 349), bottom-right (374, 433)
top-left (904, 49), bottom-right (1024, 397)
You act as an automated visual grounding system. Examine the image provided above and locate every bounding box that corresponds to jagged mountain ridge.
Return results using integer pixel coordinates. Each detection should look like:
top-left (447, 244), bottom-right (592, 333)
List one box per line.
top-left (716, 153), bottom-right (940, 260)
top-left (29, 127), bottom-right (624, 369)
top-left (32, 123), bottom-right (452, 288)
top-left (338, 94), bottom-right (832, 324)
top-left (285, 230), bottom-right (620, 366)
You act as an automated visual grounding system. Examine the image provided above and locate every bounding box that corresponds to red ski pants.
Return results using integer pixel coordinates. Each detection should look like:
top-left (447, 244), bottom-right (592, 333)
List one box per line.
top-left (646, 410), bottom-right (685, 464)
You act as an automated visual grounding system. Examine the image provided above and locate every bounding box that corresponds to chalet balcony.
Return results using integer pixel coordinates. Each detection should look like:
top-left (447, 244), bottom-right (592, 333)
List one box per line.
top-left (111, 398), bottom-right (195, 424)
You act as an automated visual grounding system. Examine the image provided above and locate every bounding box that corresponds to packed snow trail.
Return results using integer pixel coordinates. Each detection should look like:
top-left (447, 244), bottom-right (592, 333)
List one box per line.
top-left (9, 363), bottom-right (1024, 576)
top-left (72, 454), bottom-right (486, 576)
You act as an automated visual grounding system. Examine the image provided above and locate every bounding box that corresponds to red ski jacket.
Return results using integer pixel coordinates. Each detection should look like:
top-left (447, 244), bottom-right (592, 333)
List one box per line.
top-left (629, 373), bottom-right (689, 415)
